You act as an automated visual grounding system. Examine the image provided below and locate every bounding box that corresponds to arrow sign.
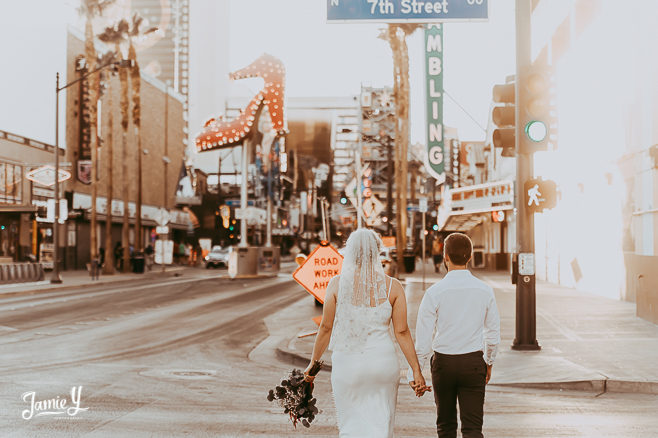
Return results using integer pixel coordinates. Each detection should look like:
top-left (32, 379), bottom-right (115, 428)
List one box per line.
top-left (293, 243), bottom-right (344, 304)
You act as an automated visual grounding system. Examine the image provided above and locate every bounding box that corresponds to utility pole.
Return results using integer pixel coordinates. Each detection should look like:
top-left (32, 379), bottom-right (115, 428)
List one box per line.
top-left (239, 138), bottom-right (250, 246)
top-left (386, 138), bottom-right (393, 235)
top-left (512, 0), bottom-right (540, 351)
top-left (52, 73), bottom-right (63, 284)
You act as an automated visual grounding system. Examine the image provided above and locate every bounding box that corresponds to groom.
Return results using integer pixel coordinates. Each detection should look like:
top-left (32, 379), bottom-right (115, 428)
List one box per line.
top-left (409, 233), bottom-right (500, 438)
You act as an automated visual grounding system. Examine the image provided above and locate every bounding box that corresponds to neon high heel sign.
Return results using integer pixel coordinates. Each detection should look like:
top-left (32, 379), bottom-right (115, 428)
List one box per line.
top-left (196, 53), bottom-right (287, 152)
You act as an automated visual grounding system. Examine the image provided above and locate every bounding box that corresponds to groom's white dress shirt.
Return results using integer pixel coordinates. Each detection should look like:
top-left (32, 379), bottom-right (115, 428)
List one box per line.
top-left (407, 269), bottom-right (500, 381)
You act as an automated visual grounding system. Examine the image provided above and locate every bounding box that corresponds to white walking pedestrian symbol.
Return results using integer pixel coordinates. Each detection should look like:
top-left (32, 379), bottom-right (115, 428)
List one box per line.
top-left (527, 184), bottom-right (541, 207)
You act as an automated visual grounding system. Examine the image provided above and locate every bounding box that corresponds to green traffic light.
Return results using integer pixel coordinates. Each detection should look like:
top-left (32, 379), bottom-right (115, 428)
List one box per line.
top-left (340, 197), bottom-right (347, 205)
top-left (432, 224), bottom-right (439, 231)
top-left (525, 120), bottom-right (547, 142)
top-left (229, 225), bottom-right (234, 231)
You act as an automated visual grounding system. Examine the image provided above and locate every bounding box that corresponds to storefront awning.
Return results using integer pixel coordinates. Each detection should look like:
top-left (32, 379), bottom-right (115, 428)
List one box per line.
top-left (437, 180), bottom-right (514, 232)
top-left (0, 205), bottom-right (37, 213)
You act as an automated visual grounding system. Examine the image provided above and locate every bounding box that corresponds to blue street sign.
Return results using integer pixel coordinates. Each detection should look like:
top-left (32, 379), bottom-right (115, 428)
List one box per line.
top-left (224, 199), bottom-right (255, 207)
top-left (327, 0), bottom-right (488, 23)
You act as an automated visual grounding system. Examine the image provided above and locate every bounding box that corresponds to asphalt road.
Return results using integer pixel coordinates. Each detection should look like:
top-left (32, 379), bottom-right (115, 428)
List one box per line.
top-left (1, 271), bottom-right (657, 437)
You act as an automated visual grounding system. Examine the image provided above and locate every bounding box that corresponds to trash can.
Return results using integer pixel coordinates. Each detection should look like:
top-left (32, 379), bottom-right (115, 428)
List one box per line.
top-left (403, 251), bottom-right (416, 273)
top-left (132, 252), bottom-right (145, 273)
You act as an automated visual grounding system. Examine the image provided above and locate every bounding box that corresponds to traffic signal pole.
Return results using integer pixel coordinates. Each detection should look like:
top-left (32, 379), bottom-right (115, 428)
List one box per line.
top-left (512, 0), bottom-right (540, 351)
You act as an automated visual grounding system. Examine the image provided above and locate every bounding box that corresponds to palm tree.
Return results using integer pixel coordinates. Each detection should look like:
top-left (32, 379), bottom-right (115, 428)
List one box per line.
top-left (78, 0), bottom-right (115, 268)
top-left (98, 19), bottom-right (131, 272)
top-left (97, 50), bottom-right (118, 275)
top-left (382, 23), bottom-right (420, 274)
top-left (127, 13), bottom-right (157, 256)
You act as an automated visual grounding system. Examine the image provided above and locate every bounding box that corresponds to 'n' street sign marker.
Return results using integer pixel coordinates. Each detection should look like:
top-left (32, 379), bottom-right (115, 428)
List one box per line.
top-left (327, 0), bottom-right (489, 23)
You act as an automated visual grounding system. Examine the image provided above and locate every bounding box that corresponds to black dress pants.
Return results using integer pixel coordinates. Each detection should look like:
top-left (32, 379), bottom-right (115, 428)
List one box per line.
top-left (431, 351), bottom-right (487, 438)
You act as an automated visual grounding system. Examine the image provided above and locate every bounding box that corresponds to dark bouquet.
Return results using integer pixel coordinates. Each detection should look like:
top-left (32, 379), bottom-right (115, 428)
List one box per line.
top-left (267, 360), bottom-right (323, 428)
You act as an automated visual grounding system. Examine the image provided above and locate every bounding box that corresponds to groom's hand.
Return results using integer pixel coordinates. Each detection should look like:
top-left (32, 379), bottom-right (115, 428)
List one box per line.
top-left (486, 364), bottom-right (492, 384)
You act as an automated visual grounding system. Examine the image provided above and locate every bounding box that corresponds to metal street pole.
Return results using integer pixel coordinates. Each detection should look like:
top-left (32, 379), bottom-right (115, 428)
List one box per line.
top-left (422, 211), bottom-right (426, 290)
top-left (162, 82), bottom-right (170, 273)
top-left (51, 61), bottom-right (130, 283)
top-left (239, 138), bottom-right (249, 247)
top-left (51, 73), bottom-right (63, 284)
top-left (386, 138), bottom-right (393, 235)
top-left (512, 0), bottom-right (540, 351)
top-left (355, 148), bottom-right (364, 228)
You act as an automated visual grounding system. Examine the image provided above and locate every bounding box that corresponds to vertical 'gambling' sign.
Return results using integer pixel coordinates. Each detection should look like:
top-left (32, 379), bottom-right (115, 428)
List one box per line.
top-left (424, 24), bottom-right (446, 183)
top-left (293, 243), bottom-right (344, 304)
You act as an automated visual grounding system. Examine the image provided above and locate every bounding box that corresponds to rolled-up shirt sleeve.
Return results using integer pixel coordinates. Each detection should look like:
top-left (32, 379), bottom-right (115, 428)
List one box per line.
top-left (483, 292), bottom-right (501, 365)
top-left (406, 291), bottom-right (438, 382)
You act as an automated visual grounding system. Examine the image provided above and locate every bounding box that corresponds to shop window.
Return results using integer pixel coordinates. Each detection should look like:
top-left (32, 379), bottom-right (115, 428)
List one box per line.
top-left (0, 162), bottom-right (22, 204)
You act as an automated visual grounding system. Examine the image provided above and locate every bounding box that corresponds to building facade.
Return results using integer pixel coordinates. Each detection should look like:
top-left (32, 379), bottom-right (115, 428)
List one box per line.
top-left (0, 130), bottom-right (65, 265)
top-left (64, 31), bottom-right (190, 269)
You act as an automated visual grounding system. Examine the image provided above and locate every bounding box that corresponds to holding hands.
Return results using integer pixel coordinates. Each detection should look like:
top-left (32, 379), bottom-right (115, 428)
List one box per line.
top-left (409, 369), bottom-right (432, 397)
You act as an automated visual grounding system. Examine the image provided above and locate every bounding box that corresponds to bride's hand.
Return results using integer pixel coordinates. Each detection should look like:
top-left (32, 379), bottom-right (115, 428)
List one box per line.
top-left (412, 370), bottom-right (431, 397)
top-left (303, 364), bottom-right (316, 383)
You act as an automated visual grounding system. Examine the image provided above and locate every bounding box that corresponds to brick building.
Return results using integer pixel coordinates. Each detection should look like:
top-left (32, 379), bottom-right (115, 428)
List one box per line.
top-left (64, 31), bottom-right (190, 269)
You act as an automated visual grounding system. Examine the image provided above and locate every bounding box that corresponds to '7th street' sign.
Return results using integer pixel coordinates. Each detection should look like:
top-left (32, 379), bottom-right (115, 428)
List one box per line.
top-left (327, 0), bottom-right (488, 23)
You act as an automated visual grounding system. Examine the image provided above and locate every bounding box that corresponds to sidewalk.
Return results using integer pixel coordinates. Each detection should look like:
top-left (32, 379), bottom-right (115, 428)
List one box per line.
top-left (0, 265), bottom-right (197, 297)
top-left (277, 259), bottom-right (658, 394)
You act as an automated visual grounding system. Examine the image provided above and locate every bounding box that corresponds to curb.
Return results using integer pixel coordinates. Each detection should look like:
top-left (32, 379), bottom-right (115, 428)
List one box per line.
top-left (274, 345), bottom-right (658, 395)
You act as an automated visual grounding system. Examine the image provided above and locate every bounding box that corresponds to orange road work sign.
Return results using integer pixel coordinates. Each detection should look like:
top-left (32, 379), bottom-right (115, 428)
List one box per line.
top-left (293, 242), bottom-right (343, 304)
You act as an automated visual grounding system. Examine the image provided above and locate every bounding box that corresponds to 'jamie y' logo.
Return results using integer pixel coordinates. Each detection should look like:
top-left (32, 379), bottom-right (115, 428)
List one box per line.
top-left (22, 386), bottom-right (89, 420)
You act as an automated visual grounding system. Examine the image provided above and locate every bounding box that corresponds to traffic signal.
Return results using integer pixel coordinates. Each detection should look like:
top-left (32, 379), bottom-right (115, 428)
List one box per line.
top-left (339, 191), bottom-right (348, 205)
top-left (524, 178), bottom-right (557, 213)
top-left (520, 65), bottom-right (555, 152)
top-left (491, 80), bottom-right (516, 157)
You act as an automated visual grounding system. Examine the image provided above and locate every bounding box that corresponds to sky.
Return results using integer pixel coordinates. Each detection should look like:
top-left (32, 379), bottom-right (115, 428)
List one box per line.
top-left (0, 0), bottom-right (515, 147)
top-left (226, 0), bottom-right (516, 143)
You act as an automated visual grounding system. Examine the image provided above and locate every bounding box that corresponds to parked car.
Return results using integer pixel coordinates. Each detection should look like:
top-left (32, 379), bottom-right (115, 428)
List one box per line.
top-left (204, 246), bottom-right (229, 268)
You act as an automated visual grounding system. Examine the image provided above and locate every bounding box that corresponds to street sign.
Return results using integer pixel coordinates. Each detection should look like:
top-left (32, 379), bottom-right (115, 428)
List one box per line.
top-left (154, 240), bottom-right (173, 265)
top-left (26, 165), bottom-right (71, 187)
top-left (424, 24), bottom-right (447, 183)
top-left (293, 243), bottom-right (344, 304)
top-left (156, 226), bottom-right (169, 234)
top-left (327, 0), bottom-right (489, 23)
top-left (419, 197), bottom-right (428, 213)
top-left (363, 195), bottom-right (384, 219)
top-left (524, 178), bottom-right (557, 213)
top-left (46, 199), bottom-right (68, 224)
top-left (155, 208), bottom-right (170, 226)
top-left (224, 199), bottom-right (255, 207)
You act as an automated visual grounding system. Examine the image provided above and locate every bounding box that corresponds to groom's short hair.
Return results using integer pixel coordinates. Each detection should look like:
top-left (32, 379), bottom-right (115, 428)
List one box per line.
top-left (444, 233), bottom-right (472, 266)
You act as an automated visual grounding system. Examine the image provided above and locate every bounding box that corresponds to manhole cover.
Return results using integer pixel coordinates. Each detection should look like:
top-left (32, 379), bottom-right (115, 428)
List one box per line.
top-left (172, 371), bottom-right (213, 377)
top-left (139, 369), bottom-right (218, 380)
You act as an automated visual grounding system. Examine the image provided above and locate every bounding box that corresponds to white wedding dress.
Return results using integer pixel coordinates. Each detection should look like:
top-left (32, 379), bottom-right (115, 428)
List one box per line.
top-left (329, 261), bottom-right (399, 437)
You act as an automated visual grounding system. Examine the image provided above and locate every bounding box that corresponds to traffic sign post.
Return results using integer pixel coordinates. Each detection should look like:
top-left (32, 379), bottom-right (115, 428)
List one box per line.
top-left (513, 0), bottom-right (540, 351)
top-left (419, 197), bottom-right (427, 288)
top-left (293, 242), bottom-right (344, 304)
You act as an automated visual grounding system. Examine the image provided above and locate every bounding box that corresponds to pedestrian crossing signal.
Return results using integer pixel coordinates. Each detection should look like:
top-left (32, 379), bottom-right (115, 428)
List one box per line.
top-left (524, 178), bottom-right (557, 213)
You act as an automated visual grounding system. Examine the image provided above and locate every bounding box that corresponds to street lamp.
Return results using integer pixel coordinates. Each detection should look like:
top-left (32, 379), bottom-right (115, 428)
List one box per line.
top-left (51, 59), bottom-right (133, 283)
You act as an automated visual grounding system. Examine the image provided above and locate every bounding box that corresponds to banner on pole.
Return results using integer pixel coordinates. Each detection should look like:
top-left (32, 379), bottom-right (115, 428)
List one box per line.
top-left (424, 24), bottom-right (446, 183)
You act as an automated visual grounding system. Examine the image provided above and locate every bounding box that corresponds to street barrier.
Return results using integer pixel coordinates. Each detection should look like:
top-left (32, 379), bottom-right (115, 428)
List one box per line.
top-left (0, 263), bottom-right (45, 284)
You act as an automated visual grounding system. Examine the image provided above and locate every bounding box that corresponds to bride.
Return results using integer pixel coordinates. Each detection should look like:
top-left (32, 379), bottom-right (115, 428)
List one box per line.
top-left (304, 228), bottom-right (429, 437)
